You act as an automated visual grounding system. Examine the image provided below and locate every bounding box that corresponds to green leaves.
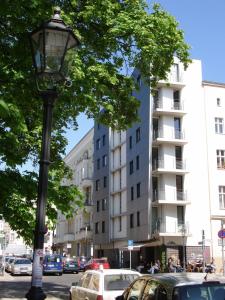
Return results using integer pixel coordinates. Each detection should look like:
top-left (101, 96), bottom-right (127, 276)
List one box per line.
top-left (0, 0), bottom-right (190, 244)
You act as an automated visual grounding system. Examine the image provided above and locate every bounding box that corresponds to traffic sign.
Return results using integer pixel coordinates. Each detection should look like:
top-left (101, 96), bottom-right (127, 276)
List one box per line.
top-left (218, 229), bottom-right (225, 238)
top-left (128, 240), bottom-right (133, 250)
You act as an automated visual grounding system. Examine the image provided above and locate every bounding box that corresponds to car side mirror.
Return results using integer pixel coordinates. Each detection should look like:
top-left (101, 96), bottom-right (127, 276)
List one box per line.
top-left (115, 296), bottom-right (124, 300)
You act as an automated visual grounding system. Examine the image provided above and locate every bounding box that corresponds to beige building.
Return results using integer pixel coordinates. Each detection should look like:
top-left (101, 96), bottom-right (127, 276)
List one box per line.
top-left (54, 128), bottom-right (94, 257)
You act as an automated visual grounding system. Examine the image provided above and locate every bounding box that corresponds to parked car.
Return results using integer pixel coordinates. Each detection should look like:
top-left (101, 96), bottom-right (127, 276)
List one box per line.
top-left (63, 257), bottom-right (79, 274)
top-left (70, 268), bottom-right (141, 300)
top-left (5, 257), bottom-right (15, 273)
top-left (11, 258), bottom-right (32, 275)
top-left (77, 256), bottom-right (88, 271)
top-left (43, 254), bottom-right (63, 276)
top-left (84, 257), bottom-right (110, 271)
top-left (116, 272), bottom-right (225, 300)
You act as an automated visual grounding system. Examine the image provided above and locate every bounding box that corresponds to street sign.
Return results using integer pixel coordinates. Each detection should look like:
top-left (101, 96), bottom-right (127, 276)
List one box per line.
top-left (128, 240), bottom-right (133, 250)
top-left (218, 229), bottom-right (225, 238)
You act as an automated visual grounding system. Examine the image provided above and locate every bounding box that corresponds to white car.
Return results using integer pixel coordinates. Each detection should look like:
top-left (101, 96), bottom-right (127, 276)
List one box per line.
top-left (70, 268), bottom-right (141, 300)
top-left (11, 258), bottom-right (32, 275)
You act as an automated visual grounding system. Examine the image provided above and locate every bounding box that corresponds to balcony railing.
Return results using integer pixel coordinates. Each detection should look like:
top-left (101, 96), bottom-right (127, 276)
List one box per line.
top-left (153, 100), bottom-right (184, 111)
top-left (153, 129), bottom-right (185, 140)
top-left (152, 220), bottom-right (189, 235)
top-left (152, 189), bottom-right (187, 202)
top-left (152, 159), bottom-right (186, 171)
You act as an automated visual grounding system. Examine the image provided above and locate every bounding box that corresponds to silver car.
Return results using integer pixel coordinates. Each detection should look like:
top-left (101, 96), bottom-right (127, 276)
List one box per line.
top-left (116, 272), bottom-right (225, 300)
top-left (11, 258), bottom-right (32, 275)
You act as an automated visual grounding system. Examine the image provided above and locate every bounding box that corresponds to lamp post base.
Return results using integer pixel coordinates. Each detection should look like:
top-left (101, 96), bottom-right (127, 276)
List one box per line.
top-left (26, 286), bottom-right (46, 300)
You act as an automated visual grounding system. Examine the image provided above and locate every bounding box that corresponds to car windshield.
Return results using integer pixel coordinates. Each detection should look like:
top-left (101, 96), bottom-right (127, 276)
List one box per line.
top-left (15, 259), bottom-right (31, 264)
top-left (174, 283), bottom-right (225, 299)
top-left (104, 274), bottom-right (139, 291)
top-left (46, 256), bottom-right (61, 263)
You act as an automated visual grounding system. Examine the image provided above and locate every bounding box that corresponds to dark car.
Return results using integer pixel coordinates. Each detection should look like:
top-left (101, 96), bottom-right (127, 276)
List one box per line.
top-left (43, 254), bottom-right (63, 276)
top-left (63, 258), bottom-right (79, 274)
top-left (77, 256), bottom-right (88, 271)
top-left (116, 272), bottom-right (225, 300)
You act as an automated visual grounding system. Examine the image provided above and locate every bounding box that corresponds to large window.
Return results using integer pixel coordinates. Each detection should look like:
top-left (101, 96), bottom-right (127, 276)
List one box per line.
top-left (96, 179), bottom-right (100, 191)
top-left (215, 117), bottom-right (224, 134)
top-left (219, 186), bottom-right (225, 209)
top-left (102, 221), bottom-right (105, 233)
top-left (130, 214), bottom-right (134, 228)
top-left (95, 222), bottom-right (99, 234)
top-left (136, 155), bottom-right (140, 170)
top-left (102, 155), bottom-right (107, 167)
top-left (137, 182), bottom-right (141, 198)
top-left (136, 127), bottom-right (141, 143)
top-left (217, 150), bottom-right (225, 169)
top-left (103, 176), bottom-right (107, 188)
top-left (130, 160), bottom-right (134, 174)
top-left (131, 186), bottom-right (134, 201)
top-left (96, 138), bottom-right (100, 150)
top-left (137, 211), bottom-right (140, 227)
top-left (102, 198), bottom-right (107, 211)
top-left (97, 200), bottom-right (100, 212)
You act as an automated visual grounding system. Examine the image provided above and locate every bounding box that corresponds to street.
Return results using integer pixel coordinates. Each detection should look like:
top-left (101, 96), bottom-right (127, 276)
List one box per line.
top-left (0, 272), bottom-right (81, 299)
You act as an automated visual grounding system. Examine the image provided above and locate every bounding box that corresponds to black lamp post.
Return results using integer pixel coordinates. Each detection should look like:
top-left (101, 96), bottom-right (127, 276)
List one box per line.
top-left (26, 8), bottom-right (79, 300)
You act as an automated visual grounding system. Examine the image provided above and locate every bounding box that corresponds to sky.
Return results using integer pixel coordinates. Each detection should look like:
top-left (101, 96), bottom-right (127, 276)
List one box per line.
top-left (65, 0), bottom-right (225, 155)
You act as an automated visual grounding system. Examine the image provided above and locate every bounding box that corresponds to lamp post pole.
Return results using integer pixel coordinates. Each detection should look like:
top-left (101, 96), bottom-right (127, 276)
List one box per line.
top-left (26, 8), bottom-right (79, 299)
top-left (26, 91), bottom-right (57, 300)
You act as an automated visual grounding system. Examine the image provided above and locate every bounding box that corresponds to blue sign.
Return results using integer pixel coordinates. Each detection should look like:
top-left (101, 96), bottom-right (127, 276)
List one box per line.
top-left (128, 240), bottom-right (133, 247)
top-left (218, 229), bottom-right (225, 238)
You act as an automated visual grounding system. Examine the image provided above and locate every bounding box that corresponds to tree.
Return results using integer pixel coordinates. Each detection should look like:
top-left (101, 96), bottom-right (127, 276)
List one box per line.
top-left (0, 0), bottom-right (190, 244)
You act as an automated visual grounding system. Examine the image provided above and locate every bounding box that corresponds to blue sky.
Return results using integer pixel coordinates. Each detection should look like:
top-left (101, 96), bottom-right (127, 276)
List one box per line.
top-left (65, 0), bottom-right (225, 154)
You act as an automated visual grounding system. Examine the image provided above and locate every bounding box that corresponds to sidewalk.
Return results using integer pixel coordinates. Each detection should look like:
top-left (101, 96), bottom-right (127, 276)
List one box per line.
top-left (0, 272), bottom-right (63, 300)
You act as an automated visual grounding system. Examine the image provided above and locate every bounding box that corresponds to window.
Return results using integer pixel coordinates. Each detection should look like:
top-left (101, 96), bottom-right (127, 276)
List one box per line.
top-left (137, 211), bottom-right (140, 227)
top-left (96, 138), bottom-right (100, 150)
top-left (136, 127), bottom-right (141, 143)
top-left (127, 279), bottom-right (147, 299)
top-left (129, 136), bottom-right (132, 149)
top-left (103, 176), bottom-right (107, 188)
top-left (102, 155), bottom-right (107, 167)
top-left (102, 134), bottom-right (106, 146)
top-left (131, 186), bottom-right (134, 201)
top-left (217, 150), bottom-right (225, 169)
top-left (137, 74), bottom-right (142, 87)
top-left (219, 186), bottom-right (225, 209)
top-left (217, 98), bottom-right (221, 106)
top-left (215, 118), bottom-right (224, 134)
top-left (97, 200), bottom-right (100, 212)
top-left (130, 214), bottom-right (134, 228)
top-left (136, 155), bottom-right (140, 170)
top-left (96, 179), bottom-right (100, 191)
top-left (137, 182), bottom-right (141, 198)
top-left (129, 160), bottom-right (134, 174)
top-left (102, 221), bottom-right (105, 233)
top-left (97, 158), bottom-right (100, 170)
top-left (102, 198), bottom-right (107, 211)
top-left (95, 222), bottom-right (99, 234)
top-left (119, 216), bottom-right (122, 232)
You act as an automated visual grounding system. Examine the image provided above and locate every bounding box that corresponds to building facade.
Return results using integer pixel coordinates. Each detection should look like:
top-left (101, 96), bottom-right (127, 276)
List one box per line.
top-left (92, 58), bottom-right (225, 270)
top-left (54, 128), bottom-right (94, 257)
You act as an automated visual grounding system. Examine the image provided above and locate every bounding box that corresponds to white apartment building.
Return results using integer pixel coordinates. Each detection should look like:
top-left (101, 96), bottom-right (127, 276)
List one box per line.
top-left (92, 58), bottom-right (225, 270)
top-left (54, 128), bottom-right (94, 257)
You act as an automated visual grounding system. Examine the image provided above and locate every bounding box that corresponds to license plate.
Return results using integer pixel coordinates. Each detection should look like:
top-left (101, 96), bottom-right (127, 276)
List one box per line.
top-left (69, 264), bottom-right (74, 267)
top-left (21, 267), bottom-right (28, 270)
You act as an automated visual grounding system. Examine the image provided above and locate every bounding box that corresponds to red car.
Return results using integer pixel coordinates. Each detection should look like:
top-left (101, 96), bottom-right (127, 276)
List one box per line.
top-left (84, 257), bottom-right (110, 271)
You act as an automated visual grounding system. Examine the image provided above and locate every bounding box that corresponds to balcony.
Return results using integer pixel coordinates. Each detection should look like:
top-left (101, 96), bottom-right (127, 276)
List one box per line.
top-left (152, 129), bottom-right (187, 145)
top-left (152, 189), bottom-right (190, 205)
top-left (153, 101), bottom-right (186, 117)
top-left (157, 72), bottom-right (185, 89)
top-left (63, 233), bottom-right (75, 242)
top-left (81, 176), bottom-right (92, 188)
top-left (152, 159), bottom-right (188, 175)
top-left (152, 220), bottom-right (189, 237)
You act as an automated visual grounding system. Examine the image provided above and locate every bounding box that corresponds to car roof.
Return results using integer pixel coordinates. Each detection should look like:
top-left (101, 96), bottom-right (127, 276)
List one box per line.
top-left (138, 273), bottom-right (225, 287)
top-left (85, 268), bottom-right (141, 275)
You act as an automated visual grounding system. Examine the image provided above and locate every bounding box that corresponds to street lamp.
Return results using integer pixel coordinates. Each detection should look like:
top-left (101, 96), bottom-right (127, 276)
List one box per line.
top-left (26, 7), bottom-right (79, 300)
